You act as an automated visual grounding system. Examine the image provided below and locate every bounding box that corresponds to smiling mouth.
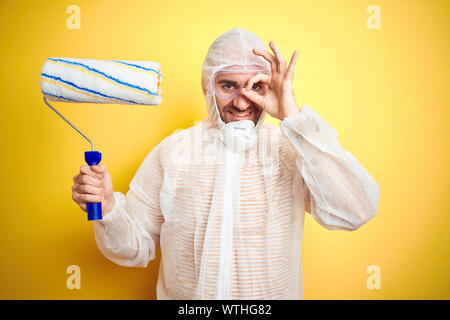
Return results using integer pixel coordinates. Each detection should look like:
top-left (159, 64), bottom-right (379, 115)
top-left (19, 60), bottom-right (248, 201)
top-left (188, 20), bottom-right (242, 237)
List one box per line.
top-left (229, 110), bottom-right (253, 118)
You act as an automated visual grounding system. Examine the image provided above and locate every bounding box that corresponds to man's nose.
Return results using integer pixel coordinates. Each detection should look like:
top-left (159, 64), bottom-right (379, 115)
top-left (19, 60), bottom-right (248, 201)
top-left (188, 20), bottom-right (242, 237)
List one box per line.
top-left (232, 91), bottom-right (253, 110)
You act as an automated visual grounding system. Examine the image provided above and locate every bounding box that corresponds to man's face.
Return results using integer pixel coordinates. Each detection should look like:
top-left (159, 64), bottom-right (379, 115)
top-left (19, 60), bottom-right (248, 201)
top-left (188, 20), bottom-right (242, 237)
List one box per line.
top-left (213, 71), bottom-right (265, 125)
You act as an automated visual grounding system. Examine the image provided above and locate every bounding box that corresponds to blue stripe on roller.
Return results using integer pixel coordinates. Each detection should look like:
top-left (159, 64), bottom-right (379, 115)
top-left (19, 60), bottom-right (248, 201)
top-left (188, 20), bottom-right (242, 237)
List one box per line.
top-left (42, 91), bottom-right (79, 102)
top-left (41, 73), bottom-right (139, 104)
top-left (111, 60), bottom-right (161, 75)
top-left (47, 58), bottom-right (159, 96)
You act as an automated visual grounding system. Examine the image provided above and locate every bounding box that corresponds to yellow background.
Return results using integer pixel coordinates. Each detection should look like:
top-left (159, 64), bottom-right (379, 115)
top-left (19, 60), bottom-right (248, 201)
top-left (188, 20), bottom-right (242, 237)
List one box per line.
top-left (0, 0), bottom-right (448, 299)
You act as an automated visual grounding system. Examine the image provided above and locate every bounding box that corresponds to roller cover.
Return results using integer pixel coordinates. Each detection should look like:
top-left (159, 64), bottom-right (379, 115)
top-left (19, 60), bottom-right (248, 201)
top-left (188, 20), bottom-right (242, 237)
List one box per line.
top-left (40, 57), bottom-right (162, 105)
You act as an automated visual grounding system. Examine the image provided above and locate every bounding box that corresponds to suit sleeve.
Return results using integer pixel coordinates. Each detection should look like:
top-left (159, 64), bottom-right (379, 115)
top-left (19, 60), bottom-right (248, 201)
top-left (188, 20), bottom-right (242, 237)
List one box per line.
top-left (93, 144), bottom-right (164, 267)
top-left (280, 105), bottom-right (380, 231)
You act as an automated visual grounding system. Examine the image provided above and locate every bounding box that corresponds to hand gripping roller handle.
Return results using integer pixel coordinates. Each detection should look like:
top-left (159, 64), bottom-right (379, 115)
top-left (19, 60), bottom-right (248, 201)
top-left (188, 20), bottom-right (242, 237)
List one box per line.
top-left (44, 97), bottom-right (103, 221)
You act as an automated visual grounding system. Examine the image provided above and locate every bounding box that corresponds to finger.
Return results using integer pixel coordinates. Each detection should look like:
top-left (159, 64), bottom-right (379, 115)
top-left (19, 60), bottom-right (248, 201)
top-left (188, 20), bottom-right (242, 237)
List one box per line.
top-left (269, 41), bottom-right (286, 72)
top-left (286, 50), bottom-right (299, 80)
top-left (80, 165), bottom-right (102, 179)
top-left (79, 202), bottom-right (87, 212)
top-left (246, 73), bottom-right (271, 90)
top-left (73, 192), bottom-right (104, 203)
top-left (73, 183), bottom-right (104, 196)
top-left (91, 164), bottom-right (105, 174)
top-left (252, 48), bottom-right (277, 74)
top-left (241, 87), bottom-right (265, 107)
top-left (74, 174), bottom-right (103, 187)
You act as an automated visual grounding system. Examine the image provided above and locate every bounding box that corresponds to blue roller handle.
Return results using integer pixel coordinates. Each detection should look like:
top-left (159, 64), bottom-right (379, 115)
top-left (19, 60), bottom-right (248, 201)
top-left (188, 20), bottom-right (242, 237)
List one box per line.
top-left (85, 151), bottom-right (103, 221)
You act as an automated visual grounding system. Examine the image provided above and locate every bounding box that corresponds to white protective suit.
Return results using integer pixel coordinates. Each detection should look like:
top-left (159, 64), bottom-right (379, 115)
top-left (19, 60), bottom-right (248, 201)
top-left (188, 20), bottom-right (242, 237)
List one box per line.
top-left (93, 28), bottom-right (380, 299)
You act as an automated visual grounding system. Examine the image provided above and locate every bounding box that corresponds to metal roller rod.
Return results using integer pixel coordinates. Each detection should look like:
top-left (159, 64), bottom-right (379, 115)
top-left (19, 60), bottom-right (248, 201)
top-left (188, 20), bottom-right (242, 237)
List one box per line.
top-left (43, 96), bottom-right (95, 151)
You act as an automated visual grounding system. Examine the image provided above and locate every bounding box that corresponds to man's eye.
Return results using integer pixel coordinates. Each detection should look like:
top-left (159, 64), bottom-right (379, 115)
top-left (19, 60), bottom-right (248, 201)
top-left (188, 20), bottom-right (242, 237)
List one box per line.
top-left (252, 83), bottom-right (262, 90)
top-left (223, 84), bottom-right (234, 90)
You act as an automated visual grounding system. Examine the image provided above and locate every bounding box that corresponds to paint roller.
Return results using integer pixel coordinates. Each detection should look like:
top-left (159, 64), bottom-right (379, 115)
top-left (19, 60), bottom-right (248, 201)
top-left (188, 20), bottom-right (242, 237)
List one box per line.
top-left (40, 57), bottom-right (162, 221)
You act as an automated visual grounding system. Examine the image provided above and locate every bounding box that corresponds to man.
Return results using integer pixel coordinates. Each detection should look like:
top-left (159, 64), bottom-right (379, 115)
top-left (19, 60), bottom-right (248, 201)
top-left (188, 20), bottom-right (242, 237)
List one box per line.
top-left (72, 28), bottom-right (379, 299)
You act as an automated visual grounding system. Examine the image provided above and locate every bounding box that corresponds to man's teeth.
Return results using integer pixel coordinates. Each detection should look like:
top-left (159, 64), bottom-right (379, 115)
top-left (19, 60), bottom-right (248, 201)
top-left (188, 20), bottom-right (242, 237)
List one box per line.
top-left (232, 111), bottom-right (252, 116)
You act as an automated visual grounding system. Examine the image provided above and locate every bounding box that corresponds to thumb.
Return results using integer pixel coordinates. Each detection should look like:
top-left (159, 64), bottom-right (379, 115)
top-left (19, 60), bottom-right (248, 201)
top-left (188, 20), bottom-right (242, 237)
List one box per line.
top-left (241, 88), bottom-right (264, 107)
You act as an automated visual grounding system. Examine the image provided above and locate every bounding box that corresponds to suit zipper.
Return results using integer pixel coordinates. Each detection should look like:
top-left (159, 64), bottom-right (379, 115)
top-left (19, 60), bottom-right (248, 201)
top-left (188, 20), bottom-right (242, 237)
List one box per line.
top-left (217, 148), bottom-right (239, 299)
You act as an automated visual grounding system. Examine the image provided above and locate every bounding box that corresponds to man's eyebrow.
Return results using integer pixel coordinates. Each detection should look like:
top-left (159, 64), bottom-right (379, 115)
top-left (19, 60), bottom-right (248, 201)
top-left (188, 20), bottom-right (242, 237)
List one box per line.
top-left (216, 79), bottom-right (237, 85)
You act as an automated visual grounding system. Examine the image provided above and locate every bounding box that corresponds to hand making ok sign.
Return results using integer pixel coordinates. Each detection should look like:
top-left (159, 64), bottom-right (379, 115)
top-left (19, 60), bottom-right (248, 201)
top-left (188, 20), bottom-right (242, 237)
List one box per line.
top-left (241, 41), bottom-right (301, 121)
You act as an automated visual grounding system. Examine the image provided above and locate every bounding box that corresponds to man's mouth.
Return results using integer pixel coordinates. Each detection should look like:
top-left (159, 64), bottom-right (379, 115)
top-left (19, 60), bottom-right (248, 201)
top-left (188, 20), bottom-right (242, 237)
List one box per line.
top-left (228, 109), bottom-right (254, 119)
